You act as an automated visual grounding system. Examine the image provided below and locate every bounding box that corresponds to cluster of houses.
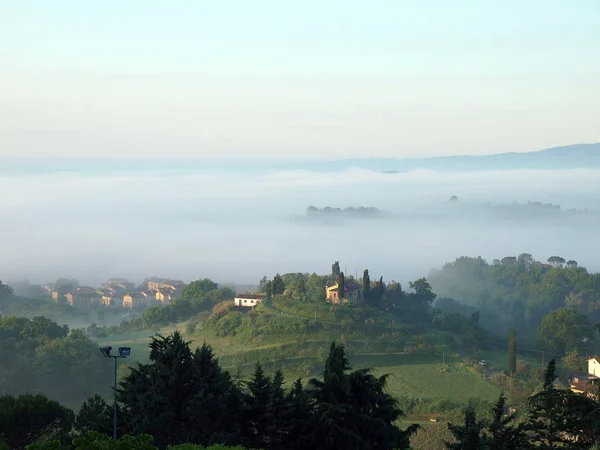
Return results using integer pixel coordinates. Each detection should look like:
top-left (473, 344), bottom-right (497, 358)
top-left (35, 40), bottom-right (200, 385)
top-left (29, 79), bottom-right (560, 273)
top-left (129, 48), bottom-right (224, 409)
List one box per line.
top-left (47, 277), bottom-right (186, 309)
top-left (232, 279), bottom-right (364, 309)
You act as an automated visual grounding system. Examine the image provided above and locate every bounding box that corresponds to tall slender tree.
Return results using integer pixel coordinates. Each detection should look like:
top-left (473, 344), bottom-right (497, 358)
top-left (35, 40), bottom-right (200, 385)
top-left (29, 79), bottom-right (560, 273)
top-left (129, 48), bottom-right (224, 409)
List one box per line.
top-left (445, 404), bottom-right (485, 449)
top-left (508, 326), bottom-right (517, 375)
top-left (362, 269), bottom-right (371, 304)
top-left (265, 280), bottom-right (273, 298)
top-left (337, 272), bottom-right (345, 301)
top-left (308, 342), bottom-right (415, 449)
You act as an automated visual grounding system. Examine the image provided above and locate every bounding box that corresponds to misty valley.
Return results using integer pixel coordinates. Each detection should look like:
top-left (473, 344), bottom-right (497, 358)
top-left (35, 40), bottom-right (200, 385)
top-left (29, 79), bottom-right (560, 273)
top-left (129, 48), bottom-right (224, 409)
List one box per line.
top-left (2, 148), bottom-right (600, 449)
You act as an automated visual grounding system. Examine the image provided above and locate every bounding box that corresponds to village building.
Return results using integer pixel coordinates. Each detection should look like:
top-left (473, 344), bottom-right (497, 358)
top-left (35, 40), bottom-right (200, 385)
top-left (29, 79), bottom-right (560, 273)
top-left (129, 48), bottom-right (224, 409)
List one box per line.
top-left (326, 280), bottom-right (363, 304)
top-left (146, 277), bottom-right (186, 292)
top-left (234, 293), bottom-right (266, 308)
top-left (122, 293), bottom-right (146, 309)
top-left (569, 357), bottom-right (600, 395)
top-left (66, 287), bottom-right (101, 306)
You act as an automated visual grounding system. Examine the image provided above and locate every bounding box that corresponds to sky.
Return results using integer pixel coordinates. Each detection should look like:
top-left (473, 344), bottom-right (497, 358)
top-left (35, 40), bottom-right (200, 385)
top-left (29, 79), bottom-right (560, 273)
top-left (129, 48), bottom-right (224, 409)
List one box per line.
top-left (1, 1), bottom-right (599, 159)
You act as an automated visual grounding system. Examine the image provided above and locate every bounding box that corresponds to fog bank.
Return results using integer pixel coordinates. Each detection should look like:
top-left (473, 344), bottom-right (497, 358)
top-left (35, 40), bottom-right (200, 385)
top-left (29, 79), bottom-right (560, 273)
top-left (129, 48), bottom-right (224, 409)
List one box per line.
top-left (1, 166), bottom-right (599, 286)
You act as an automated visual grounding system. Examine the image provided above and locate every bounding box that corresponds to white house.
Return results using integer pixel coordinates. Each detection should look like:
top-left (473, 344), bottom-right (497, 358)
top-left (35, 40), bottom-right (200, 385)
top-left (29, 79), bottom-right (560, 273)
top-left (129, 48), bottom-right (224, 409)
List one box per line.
top-left (589, 357), bottom-right (600, 378)
top-left (234, 293), bottom-right (266, 308)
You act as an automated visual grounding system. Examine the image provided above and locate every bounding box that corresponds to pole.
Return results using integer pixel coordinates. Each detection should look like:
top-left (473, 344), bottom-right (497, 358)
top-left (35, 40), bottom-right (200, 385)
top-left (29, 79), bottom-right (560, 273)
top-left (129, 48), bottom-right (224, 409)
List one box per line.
top-left (542, 350), bottom-right (544, 369)
top-left (113, 356), bottom-right (117, 440)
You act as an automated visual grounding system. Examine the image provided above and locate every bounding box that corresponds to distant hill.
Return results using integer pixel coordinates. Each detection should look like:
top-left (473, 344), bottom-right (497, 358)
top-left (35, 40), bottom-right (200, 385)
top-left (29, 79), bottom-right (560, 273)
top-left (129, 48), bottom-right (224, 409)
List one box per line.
top-left (1, 143), bottom-right (598, 175)
top-left (321, 143), bottom-right (600, 173)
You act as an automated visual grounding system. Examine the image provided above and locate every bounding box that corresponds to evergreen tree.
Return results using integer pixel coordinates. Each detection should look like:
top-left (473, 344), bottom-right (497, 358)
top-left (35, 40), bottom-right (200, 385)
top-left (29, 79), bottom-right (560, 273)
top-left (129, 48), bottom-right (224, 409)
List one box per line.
top-left (337, 272), bottom-right (345, 300)
top-left (484, 393), bottom-right (528, 450)
top-left (378, 276), bottom-right (385, 302)
top-left (445, 404), bottom-right (485, 450)
top-left (118, 333), bottom-right (242, 448)
top-left (75, 394), bottom-right (112, 436)
top-left (265, 280), bottom-right (273, 298)
top-left (272, 274), bottom-right (285, 296)
top-left (525, 359), bottom-right (573, 449)
top-left (307, 342), bottom-right (415, 450)
top-left (285, 379), bottom-right (313, 450)
top-left (332, 261), bottom-right (340, 277)
top-left (508, 326), bottom-right (517, 375)
top-left (362, 269), bottom-right (371, 304)
top-left (243, 364), bottom-right (273, 449)
top-left (187, 342), bottom-right (243, 446)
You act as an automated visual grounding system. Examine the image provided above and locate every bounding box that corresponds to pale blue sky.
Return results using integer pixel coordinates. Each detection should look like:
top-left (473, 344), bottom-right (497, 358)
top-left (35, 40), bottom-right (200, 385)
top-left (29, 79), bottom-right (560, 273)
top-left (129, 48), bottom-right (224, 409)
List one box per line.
top-left (1, 1), bottom-right (599, 158)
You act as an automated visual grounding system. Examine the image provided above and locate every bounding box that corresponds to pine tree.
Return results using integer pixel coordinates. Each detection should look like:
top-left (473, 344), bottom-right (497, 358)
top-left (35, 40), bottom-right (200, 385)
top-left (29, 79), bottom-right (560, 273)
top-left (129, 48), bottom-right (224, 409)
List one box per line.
top-left (243, 364), bottom-right (273, 449)
top-left (308, 342), bottom-right (415, 449)
top-left (75, 394), bottom-right (112, 436)
top-left (525, 359), bottom-right (564, 448)
top-left (484, 393), bottom-right (528, 450)
top-left (337, 272), bottom-right (345, 300)
top-left (378, 276), bottom-right (385, 302)
top-left (362, 269), bottom-right (371, 304)
top-left (508, 326), bottom-right (517, 375)
top-left (445, 404), bottom-right (485, 449)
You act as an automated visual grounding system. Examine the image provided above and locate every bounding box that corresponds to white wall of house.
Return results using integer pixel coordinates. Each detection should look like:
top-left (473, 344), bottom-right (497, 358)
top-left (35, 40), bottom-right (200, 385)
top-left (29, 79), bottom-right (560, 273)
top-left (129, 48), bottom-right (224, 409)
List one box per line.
top-left (235, 297), bottom-right (262, 307)
top-left (588, 358), bottom-right (600, 377)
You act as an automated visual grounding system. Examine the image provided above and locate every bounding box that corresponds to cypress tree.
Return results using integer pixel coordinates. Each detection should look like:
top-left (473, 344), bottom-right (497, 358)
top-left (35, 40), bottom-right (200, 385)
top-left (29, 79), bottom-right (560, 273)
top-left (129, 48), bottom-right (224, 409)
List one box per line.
top-left (265, 280), bottom-right (273, 298)
top-left (378, 276), bottom-right (385, 302)
top-left (508, 326), bottom-right (517, 375)
top-left (362, 269), bottom-right (371, 303)
top-left (338, 272), bottom-right (345, 300)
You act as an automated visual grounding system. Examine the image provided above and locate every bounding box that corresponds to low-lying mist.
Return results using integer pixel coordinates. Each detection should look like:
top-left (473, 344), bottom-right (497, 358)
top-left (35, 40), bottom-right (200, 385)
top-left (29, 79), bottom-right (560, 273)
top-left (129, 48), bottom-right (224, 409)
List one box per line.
top-left (1, 165), bottom-right (599, 286)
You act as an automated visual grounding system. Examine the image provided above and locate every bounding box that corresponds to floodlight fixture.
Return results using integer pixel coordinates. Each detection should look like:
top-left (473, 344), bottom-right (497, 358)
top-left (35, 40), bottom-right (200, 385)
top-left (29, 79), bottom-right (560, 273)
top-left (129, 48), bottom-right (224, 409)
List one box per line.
top-left (118, 347), bottom-right (131, 357)
top-left (100, 345), bottom-right (113, 357)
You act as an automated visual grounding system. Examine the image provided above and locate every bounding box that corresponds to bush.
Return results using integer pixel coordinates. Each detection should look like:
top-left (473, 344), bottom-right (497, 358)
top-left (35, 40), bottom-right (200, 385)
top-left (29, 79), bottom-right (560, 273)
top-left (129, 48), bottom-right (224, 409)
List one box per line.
top-left (516, 359), bottom-right (531, 376)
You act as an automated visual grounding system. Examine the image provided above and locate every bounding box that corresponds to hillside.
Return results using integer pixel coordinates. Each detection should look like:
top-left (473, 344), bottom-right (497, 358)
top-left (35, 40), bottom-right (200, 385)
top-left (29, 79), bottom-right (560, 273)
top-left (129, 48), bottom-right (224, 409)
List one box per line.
top-left (322, 143), bottom-right (600, 173)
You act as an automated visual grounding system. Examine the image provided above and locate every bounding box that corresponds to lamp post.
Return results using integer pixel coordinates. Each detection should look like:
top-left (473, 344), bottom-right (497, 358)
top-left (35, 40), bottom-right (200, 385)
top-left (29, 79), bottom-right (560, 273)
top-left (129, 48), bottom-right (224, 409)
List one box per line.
top-left (100, 345), bottom-right (131, 440)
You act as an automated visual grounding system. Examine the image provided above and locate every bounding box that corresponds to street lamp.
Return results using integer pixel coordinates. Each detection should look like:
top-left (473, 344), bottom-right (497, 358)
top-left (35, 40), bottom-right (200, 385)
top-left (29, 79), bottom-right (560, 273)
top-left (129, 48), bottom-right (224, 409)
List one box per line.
top-left (100, 345), bottom-right (131, 439)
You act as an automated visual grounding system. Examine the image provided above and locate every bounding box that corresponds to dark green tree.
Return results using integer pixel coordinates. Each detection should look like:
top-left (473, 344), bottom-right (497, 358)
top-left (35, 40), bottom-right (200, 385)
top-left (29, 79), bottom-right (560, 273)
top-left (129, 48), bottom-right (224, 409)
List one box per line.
top-left (484, 393), bottom-right (528, 450)
top-left (242, 364), bottom-right (273, 449)
top-left (445, 404), bottom-right (485, 450)
top-left (508, 326), bottom-right (517, 375)
top-left (265, 280), bottom-right (273, 298)
top-left (74, 394), bottom-right (112, 435)
top-left (524, 359), bottom-right (598, 448)
top-left (378, 276), bottom-right (385, 303)
top-left (272, 274), bottom-right (285, 296)
top-left (187, 342), bottom-right (243, 446)
top-left (285, 379), bottom-right (313, 450)
top-left (307, 342), bottom-right (416, 450)
top-left (362, 269), bottom-right (371, 304)
top-left (332, 261), bottom-right (340, 277)
top-left (337, 272), bottom-right (345, 300)
top-left (118, 332), bottom-right (204, 447)
top-left (180, 278), bottom-right (219, 309)
top-left (0, 393), bottom-right (74, 449)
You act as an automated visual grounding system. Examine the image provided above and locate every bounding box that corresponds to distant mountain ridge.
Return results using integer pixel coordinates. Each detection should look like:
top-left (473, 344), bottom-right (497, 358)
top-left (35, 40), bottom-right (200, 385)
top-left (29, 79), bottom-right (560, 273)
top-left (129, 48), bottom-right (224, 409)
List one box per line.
top-left (1, 143), bottom-right (598, 175)
top-left (323, 143), bottom-right (600, 173)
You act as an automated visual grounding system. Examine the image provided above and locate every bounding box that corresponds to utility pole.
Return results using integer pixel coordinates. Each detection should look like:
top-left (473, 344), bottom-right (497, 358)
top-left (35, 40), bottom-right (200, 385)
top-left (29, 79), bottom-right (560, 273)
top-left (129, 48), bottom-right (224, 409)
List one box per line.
top-left (542, 350), bottom-right (544, 369)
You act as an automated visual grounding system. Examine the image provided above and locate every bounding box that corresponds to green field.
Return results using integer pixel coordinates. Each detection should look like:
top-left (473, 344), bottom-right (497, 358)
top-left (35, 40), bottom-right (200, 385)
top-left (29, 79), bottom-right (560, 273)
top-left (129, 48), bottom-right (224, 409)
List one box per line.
top-left (104, 321), bottom-right (505, 409)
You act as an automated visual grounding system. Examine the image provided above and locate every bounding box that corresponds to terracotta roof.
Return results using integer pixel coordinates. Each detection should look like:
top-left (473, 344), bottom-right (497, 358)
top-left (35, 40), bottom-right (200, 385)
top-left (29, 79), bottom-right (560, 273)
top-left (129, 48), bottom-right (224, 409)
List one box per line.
top-left (326, 280), bottom-right (362, 292)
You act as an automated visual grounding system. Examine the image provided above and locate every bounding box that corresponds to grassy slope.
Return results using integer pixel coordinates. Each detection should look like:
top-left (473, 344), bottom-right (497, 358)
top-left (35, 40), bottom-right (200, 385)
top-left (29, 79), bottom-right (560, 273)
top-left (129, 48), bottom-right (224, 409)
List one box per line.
top-left (105, 321), bottom-right (503, 406)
